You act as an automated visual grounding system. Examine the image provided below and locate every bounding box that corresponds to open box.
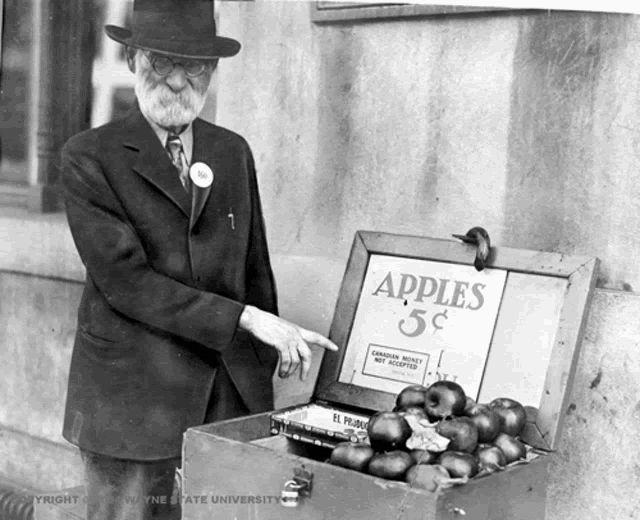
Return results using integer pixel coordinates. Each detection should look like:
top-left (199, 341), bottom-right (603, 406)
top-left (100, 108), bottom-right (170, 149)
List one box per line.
top-left (182, 230), bottom-right (599, 520)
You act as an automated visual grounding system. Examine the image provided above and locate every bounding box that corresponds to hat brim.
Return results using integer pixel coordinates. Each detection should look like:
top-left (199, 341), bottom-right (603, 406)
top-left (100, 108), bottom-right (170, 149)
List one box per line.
top-left (105, 25), bottom-right (241, 60)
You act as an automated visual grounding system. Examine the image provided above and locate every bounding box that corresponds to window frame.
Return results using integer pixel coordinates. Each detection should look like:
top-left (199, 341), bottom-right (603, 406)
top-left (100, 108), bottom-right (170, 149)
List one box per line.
top-left (0, 0), bottom-right (95, 212)
top-left (310, 2), bottom-right (508, 23)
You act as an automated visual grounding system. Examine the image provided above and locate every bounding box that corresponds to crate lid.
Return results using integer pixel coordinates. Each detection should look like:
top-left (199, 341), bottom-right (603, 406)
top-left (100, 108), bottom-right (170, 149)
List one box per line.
top-left (314, 230), bottom-right (599, 451)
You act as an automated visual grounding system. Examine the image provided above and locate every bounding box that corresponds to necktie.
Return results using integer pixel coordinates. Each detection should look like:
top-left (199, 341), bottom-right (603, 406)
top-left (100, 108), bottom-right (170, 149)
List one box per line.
top-left (166, 133), bottom-right (191, 193)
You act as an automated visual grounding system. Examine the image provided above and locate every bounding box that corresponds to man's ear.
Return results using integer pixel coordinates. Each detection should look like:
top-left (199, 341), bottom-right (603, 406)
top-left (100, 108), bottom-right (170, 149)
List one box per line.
top-left (125, 46), bottom-right (137, 73)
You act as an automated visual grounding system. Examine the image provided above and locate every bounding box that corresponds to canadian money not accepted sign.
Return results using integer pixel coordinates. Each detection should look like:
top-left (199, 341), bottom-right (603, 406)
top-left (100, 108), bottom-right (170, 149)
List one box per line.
top-left (338, 254), bottom-right (508, 399)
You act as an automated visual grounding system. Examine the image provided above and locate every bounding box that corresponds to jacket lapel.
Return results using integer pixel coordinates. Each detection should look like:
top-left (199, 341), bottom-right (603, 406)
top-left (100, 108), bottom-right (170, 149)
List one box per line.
top-left (123, 108), bottom-right (192, 218)
top-left (189, 118), bottom-right (214, 231)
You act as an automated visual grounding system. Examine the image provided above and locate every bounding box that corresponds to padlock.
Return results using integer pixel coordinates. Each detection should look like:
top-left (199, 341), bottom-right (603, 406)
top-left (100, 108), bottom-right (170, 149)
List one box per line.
top-left (280, 480), bottom-right (303, 508)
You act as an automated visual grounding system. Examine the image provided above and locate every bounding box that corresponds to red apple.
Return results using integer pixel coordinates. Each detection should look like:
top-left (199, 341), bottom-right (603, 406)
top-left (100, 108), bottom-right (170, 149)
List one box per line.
top-left (436, 417), bottom-right (478, 453)
top-left (476, 445), bottom-right (507, 472)
top-left (465, 403), bottom-right (503, 443)
top-left (395, 384), bottom-right (429, 409)
top-left (424, 381), bottom-right (467, 420)
top-left (329, 442), bottom-right (375, 472)
top-left (367, 451), bottom-right (414, 481)
top-left (367, 411), bottom-right (412, 452)
top-left (489, 398), bottom-right (527, 437)
top-left (437, 451), bottom-right (479, 479)
top-left (409, 449), bottom-right (438, 465)
top-left (405, 464), bottom-right (450, 491)
top-left (493, 433), bottom-right (526, 464)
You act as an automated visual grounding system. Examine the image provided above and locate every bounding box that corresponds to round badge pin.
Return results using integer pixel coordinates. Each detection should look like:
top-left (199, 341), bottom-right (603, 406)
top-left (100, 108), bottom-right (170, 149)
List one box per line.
top-left (189, 162), bottom-right (214, 188)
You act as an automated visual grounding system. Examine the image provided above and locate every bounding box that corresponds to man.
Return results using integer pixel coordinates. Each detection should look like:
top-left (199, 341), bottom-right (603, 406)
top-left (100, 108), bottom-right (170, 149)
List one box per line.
top-left (60, 1), bottom-right (338, 518)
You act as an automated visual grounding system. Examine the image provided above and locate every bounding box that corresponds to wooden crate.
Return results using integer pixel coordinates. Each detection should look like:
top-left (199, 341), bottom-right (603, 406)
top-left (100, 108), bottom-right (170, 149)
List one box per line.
top-left (182, 231), bottom-right (598, 520)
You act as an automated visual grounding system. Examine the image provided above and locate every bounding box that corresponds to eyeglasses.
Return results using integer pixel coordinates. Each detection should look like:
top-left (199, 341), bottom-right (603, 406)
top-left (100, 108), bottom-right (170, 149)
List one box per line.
top-left (144, 52), bottom-right (214, 78)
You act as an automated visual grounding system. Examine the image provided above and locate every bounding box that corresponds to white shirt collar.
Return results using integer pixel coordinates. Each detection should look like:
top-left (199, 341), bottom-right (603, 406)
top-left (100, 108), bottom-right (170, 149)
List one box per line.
top-left (145, 117), bottom-right (195, 165)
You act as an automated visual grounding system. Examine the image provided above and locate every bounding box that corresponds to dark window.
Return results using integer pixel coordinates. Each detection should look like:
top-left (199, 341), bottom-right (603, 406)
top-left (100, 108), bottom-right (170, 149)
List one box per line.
top-left (0, 0), bottom-right (34, 185)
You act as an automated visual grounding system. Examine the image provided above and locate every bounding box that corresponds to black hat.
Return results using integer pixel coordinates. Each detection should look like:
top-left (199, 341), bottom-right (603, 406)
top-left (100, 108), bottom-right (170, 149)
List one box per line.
top-left (105, 0), bottom-right (241, 60)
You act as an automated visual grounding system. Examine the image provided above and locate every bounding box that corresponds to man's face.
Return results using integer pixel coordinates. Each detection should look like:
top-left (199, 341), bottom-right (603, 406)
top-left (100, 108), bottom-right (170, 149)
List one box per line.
top-left (131, 49), bottom-right (216, 129)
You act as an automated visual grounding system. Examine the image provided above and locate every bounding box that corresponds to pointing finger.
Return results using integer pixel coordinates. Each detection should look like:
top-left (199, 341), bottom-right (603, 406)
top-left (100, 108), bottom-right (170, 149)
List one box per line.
top-left (299, 329), bottom-right (339, 352)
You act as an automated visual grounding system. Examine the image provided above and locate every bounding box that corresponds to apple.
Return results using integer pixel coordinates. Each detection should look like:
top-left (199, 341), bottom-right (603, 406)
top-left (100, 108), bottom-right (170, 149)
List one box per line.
top-left (329, 442), bottom-right (375, 472)
top-left (493, 433), bottom-right (527, 464)
top-left (465, 403), bottom-right (503, 443)
top-left (395, 384), bottom-right (429, 410)
top-left (424, 381), bottom-right (467, 420)
top-left (464, 396), bottom-right (476, 414)
top-left (437, 451), bottom-right (479, 479)
top-left (367, 451), bottom-right (414, 481)
top-left (405, 464), bottom-right (451, 491)
top-left (436, 417), bottom-right (478, 453)
top-left (473, 442), bottom-right (493, 454)
top-left (367, 411), bottom-right (412, 452)
top-left (395, 406), bottom-right (430, 422)
top-left (489, 398), bottom-right (527, 437)
top-left (409, 449), bottom-right (438, 465)
top-left (476, 445), bottom-right (507, 472)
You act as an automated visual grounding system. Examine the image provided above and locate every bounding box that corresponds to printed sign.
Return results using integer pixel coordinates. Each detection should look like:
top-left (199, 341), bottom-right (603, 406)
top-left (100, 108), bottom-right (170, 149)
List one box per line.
top-left (362, 343), bottom-right (430, 385)
top-left (338, 254), bottom-right (508, 399)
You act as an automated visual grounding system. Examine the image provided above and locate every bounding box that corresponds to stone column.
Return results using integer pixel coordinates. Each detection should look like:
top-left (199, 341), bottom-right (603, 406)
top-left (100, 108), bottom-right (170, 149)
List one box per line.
top-left (27, 0), bottom-right (95, 212)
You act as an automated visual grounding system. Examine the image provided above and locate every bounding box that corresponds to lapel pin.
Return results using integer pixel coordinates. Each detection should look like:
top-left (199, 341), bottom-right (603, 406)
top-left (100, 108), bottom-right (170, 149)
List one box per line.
top-left (189, 162), bottom-right (214, 188)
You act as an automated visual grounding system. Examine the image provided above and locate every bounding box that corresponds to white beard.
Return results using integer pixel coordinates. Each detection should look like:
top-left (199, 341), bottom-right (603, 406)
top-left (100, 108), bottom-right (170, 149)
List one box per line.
top-left (135, 75), bottom-right (208, 129)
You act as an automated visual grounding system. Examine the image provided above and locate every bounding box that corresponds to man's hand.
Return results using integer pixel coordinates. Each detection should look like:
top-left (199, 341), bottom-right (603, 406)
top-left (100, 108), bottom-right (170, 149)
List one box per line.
top-left (239, 305), bottom-right (338, 381)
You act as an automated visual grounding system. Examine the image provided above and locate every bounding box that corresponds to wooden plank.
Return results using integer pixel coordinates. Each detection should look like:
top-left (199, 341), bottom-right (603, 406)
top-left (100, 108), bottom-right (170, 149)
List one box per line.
top-left (537, 257), bottom-right (600, 450)
top-left (360, 230), bottom-right (594, 277)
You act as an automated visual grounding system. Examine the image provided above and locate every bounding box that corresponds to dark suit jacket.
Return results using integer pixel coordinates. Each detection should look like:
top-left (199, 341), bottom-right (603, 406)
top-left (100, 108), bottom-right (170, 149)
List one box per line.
top-left (61, 106), bottom-right (279, 460)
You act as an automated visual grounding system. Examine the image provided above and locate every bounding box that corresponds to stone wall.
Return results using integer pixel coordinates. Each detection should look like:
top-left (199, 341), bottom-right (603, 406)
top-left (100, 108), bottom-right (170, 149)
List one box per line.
top-left (2, 4), bottom-right (640, 519)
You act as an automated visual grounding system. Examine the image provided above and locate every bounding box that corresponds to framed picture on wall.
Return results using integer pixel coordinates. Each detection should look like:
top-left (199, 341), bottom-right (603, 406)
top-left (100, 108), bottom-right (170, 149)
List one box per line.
top-left (311, 2), bottom-right (507, 23)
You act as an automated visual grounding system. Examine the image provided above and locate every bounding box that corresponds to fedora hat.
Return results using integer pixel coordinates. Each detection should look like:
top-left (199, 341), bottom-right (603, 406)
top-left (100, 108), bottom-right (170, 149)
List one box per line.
top-left (105, 0), bottom-right (241, 60)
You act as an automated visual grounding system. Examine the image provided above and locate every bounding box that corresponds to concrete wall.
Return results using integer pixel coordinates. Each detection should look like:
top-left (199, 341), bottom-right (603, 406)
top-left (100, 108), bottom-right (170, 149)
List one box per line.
top-left (216, 4), bottom-right (640, 294)
top-left (0, 210), bottom-right (85, 493)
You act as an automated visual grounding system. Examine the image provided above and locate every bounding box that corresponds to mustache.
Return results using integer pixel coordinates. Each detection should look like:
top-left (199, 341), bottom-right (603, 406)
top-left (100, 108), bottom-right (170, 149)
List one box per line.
top-left (148, 84), bottom-right (204, 108)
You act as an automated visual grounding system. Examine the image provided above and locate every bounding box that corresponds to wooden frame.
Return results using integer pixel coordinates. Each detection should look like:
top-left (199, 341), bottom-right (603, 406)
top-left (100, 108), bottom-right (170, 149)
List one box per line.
top-left (311, 2), bottom-right (508, 23)
top-left (315, 230), bottom-right (599, 451)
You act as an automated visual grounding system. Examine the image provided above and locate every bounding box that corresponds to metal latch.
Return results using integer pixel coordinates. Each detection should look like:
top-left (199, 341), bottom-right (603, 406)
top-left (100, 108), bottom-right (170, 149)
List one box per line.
top-left (293, 467), bottom-right (314, 497)
top-left (280, 467), bottom-right (314, 507)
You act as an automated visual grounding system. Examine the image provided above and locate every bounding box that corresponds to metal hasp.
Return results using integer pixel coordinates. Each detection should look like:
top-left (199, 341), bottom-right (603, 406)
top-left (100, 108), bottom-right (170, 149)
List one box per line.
top-left (293, 466), bottom-right (314, 497)
top-left (280, 466), bottom-right (314, 508)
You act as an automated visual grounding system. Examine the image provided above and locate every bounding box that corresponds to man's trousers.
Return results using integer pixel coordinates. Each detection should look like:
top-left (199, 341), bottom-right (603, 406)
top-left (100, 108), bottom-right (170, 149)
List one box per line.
top-left (80, 364), bottom-right (251, 520)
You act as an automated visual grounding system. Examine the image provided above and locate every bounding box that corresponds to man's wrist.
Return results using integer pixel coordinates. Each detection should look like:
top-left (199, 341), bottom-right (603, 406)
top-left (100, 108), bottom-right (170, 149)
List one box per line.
top-left (239, 305), bottom-right (255, 333)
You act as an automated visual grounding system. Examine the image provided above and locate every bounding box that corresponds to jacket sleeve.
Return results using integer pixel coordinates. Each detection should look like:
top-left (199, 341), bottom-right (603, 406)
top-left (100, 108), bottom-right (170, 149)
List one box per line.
top-left (244, 149), bottom-right (279, 317)
top-left (61, 138), bottom-right (244, 352)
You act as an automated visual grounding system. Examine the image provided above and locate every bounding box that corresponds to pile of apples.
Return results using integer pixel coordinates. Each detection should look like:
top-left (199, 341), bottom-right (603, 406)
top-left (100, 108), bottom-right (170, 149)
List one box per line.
top-left (328, 381), bottom-right (530, 491)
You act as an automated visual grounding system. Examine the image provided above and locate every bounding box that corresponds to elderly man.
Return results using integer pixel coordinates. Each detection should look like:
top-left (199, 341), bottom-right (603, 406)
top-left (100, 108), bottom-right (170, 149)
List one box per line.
top-left (60, 0), bottom-right (337, 518)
